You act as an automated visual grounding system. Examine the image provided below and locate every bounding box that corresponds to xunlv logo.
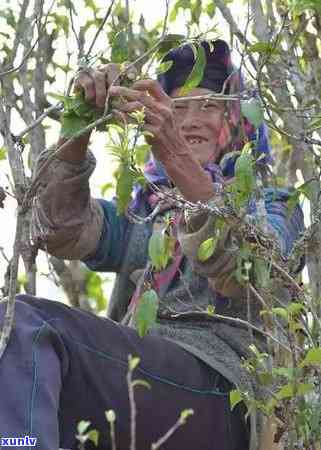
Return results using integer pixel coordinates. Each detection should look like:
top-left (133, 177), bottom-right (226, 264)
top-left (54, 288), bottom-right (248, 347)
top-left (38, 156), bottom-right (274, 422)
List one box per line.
top-left (0, 436), bottom-right (37, 446)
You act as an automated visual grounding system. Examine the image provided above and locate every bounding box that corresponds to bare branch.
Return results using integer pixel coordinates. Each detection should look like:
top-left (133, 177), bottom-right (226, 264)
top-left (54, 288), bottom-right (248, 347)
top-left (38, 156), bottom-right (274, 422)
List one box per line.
top-left (0, 0), bottom-right (55, 78)
top-left (0, 212), bottom-right (23, 359)
top-left (161, 0), bottom-right (171, 39)
top-left (85, 0), bottom-right (116, 62)
top-left (151, 410), bottom-right (194, 450)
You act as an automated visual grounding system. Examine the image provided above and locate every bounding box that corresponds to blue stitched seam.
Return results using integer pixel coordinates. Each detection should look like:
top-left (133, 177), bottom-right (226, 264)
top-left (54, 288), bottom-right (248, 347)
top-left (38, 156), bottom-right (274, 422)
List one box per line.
top-left (44, 317), bottom-right (228, 396)
top-left (67, 336), bottom-right (228, 397)
top-left (28, 322), bottom-right (48, 450)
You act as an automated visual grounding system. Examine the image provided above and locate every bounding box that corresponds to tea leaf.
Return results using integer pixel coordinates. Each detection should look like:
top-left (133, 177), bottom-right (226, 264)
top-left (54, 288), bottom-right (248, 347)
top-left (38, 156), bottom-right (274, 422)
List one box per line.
top-left (135, 289), bottom-right (159, 337)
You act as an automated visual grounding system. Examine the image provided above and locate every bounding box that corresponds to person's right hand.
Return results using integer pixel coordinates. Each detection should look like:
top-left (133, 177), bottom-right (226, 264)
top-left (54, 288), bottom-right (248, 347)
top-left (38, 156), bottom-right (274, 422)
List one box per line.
top-left (73, 63), bottom-right (122, 110)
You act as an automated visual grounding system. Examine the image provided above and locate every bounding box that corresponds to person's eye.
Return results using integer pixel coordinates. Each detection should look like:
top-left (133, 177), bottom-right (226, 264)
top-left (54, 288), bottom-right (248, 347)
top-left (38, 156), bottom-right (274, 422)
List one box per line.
top-left (174, 103), bottom-right (187, 110)
top-left (202, 102), bottom-right (219, 109)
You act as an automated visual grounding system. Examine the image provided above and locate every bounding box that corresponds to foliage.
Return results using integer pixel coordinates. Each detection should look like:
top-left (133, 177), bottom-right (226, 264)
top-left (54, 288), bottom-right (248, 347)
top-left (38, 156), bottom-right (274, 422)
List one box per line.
top-left (85, 272), bottom-right (107, 312)
top-left (1, 0), bottom-right (321, 448)
top-left (134, 289), bottom-right (159, 338)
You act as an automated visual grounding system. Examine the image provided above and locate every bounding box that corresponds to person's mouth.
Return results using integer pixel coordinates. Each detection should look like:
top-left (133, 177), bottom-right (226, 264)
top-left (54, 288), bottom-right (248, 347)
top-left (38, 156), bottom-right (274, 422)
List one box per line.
top-left (184, 135), bottom-right (208, 145)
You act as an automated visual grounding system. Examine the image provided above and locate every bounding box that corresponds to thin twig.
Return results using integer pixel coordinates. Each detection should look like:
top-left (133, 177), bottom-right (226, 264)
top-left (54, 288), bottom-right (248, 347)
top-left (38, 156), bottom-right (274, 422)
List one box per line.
top-left (127, 357), bottom-right (137, 450)
top-left (151, 412), bottom-right (193, 450)
top-left (85, 0), bottom-right (116, 60)
top-left (161, 0), bottom-right (170, 39)
top-left (0, 211), bottom-right (22, 358)
top-left (67, 2), bottom-right (81, 57)
top-left (110, 420), bottom-right (117, 450)
top-left (0, 0), bottom-right (56, 78)
top-left (16, 102), bottom-right (63, 140)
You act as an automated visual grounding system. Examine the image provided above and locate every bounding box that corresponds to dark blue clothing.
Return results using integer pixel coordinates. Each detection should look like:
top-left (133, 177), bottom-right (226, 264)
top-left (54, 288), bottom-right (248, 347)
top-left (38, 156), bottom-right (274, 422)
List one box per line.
top-left (0, 295), bottom-right (248, 450)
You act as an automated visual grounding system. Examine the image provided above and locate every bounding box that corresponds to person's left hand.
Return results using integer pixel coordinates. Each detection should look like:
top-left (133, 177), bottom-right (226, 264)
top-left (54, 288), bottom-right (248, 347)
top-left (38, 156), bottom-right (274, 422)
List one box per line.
top-left (109, 79), bottom-right (189, 163)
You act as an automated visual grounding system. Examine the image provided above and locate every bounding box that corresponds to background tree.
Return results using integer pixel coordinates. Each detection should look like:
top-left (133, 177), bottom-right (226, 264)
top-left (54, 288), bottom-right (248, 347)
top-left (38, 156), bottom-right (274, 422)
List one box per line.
top-left (1, 0), bottom-right (321, 448)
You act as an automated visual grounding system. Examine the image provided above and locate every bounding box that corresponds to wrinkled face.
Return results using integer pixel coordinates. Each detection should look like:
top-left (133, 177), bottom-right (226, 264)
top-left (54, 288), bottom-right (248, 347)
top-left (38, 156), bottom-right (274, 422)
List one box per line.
top-left (171, 87), bottom-right (227, 166)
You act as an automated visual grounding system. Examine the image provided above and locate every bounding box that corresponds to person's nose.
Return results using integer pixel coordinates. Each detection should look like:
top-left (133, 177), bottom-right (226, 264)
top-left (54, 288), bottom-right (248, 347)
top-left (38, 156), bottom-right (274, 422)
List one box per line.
top-left (180, 105), bottom-right (203, 132)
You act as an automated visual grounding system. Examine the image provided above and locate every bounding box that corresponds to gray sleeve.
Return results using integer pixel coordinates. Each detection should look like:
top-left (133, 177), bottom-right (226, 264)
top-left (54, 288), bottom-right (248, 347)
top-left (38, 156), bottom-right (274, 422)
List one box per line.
top-left (31, 148), bottom-right (104, 260)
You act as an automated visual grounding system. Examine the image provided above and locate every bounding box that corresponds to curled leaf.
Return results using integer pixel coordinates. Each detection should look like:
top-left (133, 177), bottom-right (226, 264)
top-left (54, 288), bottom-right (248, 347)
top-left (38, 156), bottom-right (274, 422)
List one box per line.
top-left (148, 230), bottom-right (175, 271)
top-left (241, 97), bottom-right (264, 128)
top-left (179, 44), bottom-right (206, 95)
top-left (134, 289), bottom-right (159, 337)
top-left (300, 347), bottom-right (321, 368)
top-left (116, 166), bottom-right (134, 214)
top-left (230, 390), bottom-right (242, 410)
top-left (128, 355), bottom-right (141, 371)
top-left (198, 237), bottom-right (216, 262)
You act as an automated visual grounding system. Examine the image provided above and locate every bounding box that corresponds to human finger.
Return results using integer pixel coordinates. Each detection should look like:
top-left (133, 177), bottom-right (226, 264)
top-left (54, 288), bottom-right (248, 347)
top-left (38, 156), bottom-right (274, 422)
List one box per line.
top-left (91, 70), bottom-right (107, 109)
top-left (109, 85), bottom-right (162, 114)
top-left (116, 101), bottom-right (161, 125)
top-left (131, 79), bottom-right (172, 105)
top-left (97, 63), bottom-right (121, 86)
top-left (73, 70), bottom-right (96, 104)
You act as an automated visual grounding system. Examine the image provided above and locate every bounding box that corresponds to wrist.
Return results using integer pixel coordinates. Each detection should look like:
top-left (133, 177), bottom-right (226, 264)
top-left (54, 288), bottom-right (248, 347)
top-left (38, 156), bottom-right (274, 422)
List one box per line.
top-left (55, 132), bottom-right (91, 163)
top-left (154, 137), bottom-right (214, 202)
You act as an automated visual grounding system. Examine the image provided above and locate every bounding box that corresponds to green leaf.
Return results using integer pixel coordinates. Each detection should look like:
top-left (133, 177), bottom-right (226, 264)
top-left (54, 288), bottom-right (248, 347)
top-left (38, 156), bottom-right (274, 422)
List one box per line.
top-left (258, 372), bottom-right (274, 386)
top-left (276, 383), bottom-right (314, 400)
top-left (307, 116), bottom-right (321, 131)
top-left (101, 182), bottom-right (114, 196)
top-left (105, 410), bottom-right (116, 423)
top-left (155, 60), bottom-right (173, 75)
top-left (206, 305), bottom-right (215, 316)
top-left (148, 230), bottom-right (175, 271)
top-left (292, 179), bottom-right (320, 206)
top-left (128, 355), bottom-right (141, 371)
top-left (235, 242), bottom-right (252, 284)
top-left (169, 0), bottom-right (190, 22)
top-left (272, 307), bottom-right (289, 321)
top-left (0, 147), bottom-right (7, 160)
top-left (60, 112), bottom-right (90, 139)
top-left (198, 237), bottom-right (216, 262)
top-left (85, 272), bottom-right (107, 312)
top-left (116, 166), bottom-right (134, 214)
top-left (134, 289), bottom-right (159, 337)
top-left (77, 420), bottom-right (91, 435)
top-left (191, 0), bottom-right (202, 24)
top-left (233, 147), bottom-right (255, 207)
top-left (111, 30), bottom-right (129, 63)
top-left (241, 98), bottom-right (264, 128)
top-left (84, 0), bottom-right (99, 13)
top-left (88, 430), bottom-right (99, 447)
top-left (272, 367), bottom-right (299, 380)
top-left (248, 42), bottom-right (280, 56)
top-left (287, 302), bottom-right (305, 316)
top-left (179, 44), bottom-right (206, 95)
top-left (51, 13), bottom-right (69, 36)
top-left (134, 144), bottom-right (151, 166)
top-left (300, 347), bottom-right (321, 367)
top-left (230, 390), bottom-right (242, 410)
top-left (156, 34), bottom-right (185, 60)
top-left (180, 409), bottom-right (194, 424)
top-left (290, 0), bottom-right (321, 14)
top-left (206, 2), bottom-right (216, 17)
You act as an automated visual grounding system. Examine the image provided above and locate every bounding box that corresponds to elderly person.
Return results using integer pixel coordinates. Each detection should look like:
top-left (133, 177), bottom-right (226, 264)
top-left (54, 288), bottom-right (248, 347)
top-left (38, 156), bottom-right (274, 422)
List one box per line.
top-left (0, 41), bottom-right (303, 450)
